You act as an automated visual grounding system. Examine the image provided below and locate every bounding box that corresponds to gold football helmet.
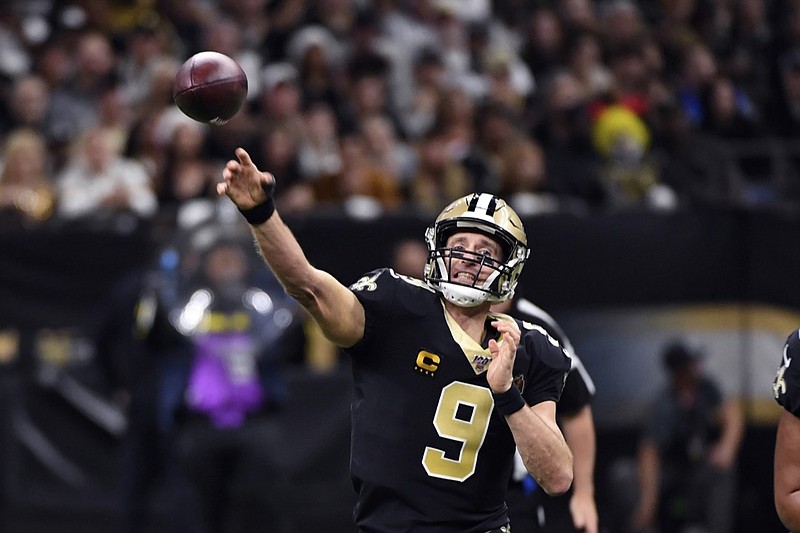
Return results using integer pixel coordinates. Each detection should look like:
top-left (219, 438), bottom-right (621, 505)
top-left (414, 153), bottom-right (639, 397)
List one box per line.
top-left (424, 193), bottom-right (529, 306)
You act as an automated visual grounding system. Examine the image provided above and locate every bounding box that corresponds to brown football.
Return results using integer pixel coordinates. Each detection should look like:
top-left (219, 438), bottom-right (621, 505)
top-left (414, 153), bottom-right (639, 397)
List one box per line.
top-left (173, 51), bottom-right (248, 125)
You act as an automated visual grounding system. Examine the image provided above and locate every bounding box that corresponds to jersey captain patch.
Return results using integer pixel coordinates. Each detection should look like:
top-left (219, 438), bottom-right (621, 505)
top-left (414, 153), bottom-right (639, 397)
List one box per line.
top-left (415, 350), bottom-right (441, 376)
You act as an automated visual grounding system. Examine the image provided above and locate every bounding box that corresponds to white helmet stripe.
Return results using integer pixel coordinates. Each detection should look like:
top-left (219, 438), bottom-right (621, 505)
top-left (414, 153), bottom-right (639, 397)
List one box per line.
top-left (469, 193), bottom-right (497, 218)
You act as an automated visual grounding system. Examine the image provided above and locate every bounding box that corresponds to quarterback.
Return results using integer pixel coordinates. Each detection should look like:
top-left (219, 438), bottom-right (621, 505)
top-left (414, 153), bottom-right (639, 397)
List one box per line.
top-left (217, 147), bottom-right (573, 532)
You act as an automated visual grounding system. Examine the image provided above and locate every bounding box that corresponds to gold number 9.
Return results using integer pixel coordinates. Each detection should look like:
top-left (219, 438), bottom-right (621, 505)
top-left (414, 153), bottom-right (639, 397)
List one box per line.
top-left (422, 382), bottom-right (494, 481)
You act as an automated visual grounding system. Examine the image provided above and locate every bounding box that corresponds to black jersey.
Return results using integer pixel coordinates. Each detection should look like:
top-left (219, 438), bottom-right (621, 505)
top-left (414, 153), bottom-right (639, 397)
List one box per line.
top-left (775, 329), bottom-right (800, 416)
top-left (512, 298), bottom-right (595, 415)
top-left (346, 269), bottom-right (571, 533)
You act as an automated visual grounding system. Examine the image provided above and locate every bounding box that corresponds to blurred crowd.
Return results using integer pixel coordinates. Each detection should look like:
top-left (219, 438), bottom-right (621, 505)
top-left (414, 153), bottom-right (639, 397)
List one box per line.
top-left (4, 0), bottom-right (800, 237)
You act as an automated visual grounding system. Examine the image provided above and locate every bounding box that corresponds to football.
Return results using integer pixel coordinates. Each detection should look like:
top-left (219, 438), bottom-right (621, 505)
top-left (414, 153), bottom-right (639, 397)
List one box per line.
top-left (173, 51), bottom-right (248, 125)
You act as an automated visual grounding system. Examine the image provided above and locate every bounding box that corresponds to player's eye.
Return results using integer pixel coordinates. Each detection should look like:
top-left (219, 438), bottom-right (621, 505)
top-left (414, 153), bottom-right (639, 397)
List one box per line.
top-left (477, 248), bottom-right (501, 263)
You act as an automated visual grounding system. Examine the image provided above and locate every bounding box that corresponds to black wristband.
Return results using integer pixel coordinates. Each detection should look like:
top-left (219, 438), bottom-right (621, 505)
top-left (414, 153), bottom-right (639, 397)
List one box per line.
top-left (493, 386), bottom-right (526, 416)
top-left (238, 179), bottom-right (276, 225)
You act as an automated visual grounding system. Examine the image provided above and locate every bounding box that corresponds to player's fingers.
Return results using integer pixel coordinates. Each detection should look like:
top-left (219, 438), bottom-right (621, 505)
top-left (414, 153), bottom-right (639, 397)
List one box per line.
top-left (488, 338), bottom-right (499, 356)
top-left (225, 160), bottom-right (240, 175)
top-left (236, 147), bottom-right (253, 166)
top-left (216, 182), bottom-right (228, 196)
top-left (494, 321), bottom-right (520, 345)
top-left (580, 518), bottom-right (597, 533)
top-left (493, 319), bottom-right (520, 335)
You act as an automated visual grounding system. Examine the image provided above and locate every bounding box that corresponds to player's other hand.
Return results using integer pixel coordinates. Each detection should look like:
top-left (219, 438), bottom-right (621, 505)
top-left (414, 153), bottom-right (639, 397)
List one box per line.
top-left (487, 319), bottom-right (520, 393)
top-left (217, 147), bottom-right (274, 209)
top-left (570, 491), bottom-right (599, 533)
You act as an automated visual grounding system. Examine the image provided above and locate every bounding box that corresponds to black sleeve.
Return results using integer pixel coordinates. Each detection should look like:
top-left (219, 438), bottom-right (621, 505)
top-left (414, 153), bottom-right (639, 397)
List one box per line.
top-left (347, 268), bottom-right (396, 358)
top-left (775, 329), bottom-right (800, 416)
top-left (520, 326), bottom-right (571, 407)
top-left (557, 366), bottom-right (593, 416)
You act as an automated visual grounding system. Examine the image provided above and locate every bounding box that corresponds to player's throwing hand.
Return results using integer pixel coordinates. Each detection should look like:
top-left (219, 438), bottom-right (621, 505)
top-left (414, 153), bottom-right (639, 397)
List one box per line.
top-left (217, 148), bottom-right (274, 210)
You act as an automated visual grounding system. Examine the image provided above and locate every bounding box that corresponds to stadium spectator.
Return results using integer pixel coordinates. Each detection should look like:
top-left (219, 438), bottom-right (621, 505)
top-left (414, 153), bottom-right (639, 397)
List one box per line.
top-left (2, 74), bottom-right (51, 139)
top-left (408, 127), bottom-right (473, 214)
top-left (483, 47), bottom-right (534, 113)
top-left (122, 56), bottom-right (183, 180)
top-left (297, 100), bottom-right (343, 182)
top-left (564, 31), bottom-right (614, 101)
top-left (534, 70), bottom-right (607, 210)
top-left (700, 76), bottom-right (762, 141)
top-left (605, 44), bottom-right (653, 119)
top-left (675, 41), bottom-right (720, 128)
top-left (44, 31), bottom-right (118, 149)
top-left (253, 62), bottom-right (296, 116)
top-left (217, 148), bottom-right (574, 531)
top-left (398, 46), bottom-right (447, 140)
top-left (310, 130), bottom-right (403, 216)
top-left (56, 125), bottom-right (157, 220)
top-left (117, 18), bottom-right (176, 118)
top-left (556, 0), bottom-right (599, 34)
top-left (720, 0), bottom-right (774, 114)
top-left (152, 118), bottom-right (218, 224)
top-left (215, 0), bottom-right (272, 64)
top-left (496, 138), bottom-right (560, 216)
top-left (250, 125), bottom-right (306, 214)
top-left (765, 49), bottom-right (800, 138)
top-left (287, 25), bottom-right (345, 111)
top-left (34, 37), bottom-right (73, 91)
top-left (591, 104), bottom-right (676, 210)
top-left (463, 20), bottom-right (535, 113)
top-left (630, 340), bottom-right (744, 533)
top-left (598, 1), bottom-right (648, 57)
top-left (338, 51), bottom-right (399, 140)
top-left (700, 75), bottom-right (771, 202)
top-left (361, 112), bottom-right (418, 186)
top-left (0, 128), bottom-right (56, 225)
top-left (474, 101), bottom-right (523, 192)
top-left (433, 85), bottom-right (496, 194)
top-left (649, 99), bottom-right (745, 209)
top-left (520, 7), bottom-right (565, 89)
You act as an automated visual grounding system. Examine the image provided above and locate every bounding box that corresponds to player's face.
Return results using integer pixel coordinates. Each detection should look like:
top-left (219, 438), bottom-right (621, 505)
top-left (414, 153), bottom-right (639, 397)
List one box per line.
top-left (445, 231), bottom-right (503, 285)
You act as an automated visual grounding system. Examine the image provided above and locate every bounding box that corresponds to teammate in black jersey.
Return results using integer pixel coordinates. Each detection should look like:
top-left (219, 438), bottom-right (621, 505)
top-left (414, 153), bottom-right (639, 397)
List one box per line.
top-left (217, 147), bottom-right (573, 533)
top-left (774, 329), bottom-right (800, 531)
top-left (494, 297), bottom-right (598, 533)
